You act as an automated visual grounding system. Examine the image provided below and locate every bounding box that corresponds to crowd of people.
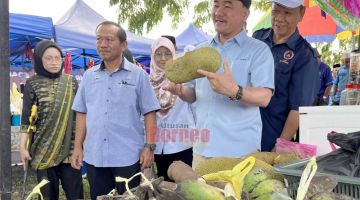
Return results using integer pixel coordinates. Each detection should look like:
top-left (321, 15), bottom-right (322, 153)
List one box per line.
top-left (18, 0), bottom-right (352, 199)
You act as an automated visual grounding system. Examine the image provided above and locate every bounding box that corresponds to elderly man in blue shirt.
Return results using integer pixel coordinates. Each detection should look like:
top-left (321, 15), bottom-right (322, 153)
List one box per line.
top-left (253, 0), bottom-right (320, 151)
top-left (71, 21), bottom-right (160, 199)
top-left (164, 0), bottom-right (275, 168)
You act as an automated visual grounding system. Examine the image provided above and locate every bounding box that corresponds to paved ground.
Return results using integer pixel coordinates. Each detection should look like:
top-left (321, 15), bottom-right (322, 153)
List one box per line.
top-left (9, 127), bottom-right (90, 199)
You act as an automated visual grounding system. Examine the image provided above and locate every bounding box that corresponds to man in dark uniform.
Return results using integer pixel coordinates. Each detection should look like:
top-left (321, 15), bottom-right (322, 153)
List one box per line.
top-left (313, 48), bottom-right (333, 106)
top-left (253, 0), bottom-right (320, 151)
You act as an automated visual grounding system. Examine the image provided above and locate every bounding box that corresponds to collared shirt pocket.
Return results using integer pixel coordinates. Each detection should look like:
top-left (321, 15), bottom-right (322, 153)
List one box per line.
top-left (86, 74), bottom-right (106, 103)
top-left (231, 58), bottom-right (251, 86)
top-left (113, 78), bottom-right (137, 104)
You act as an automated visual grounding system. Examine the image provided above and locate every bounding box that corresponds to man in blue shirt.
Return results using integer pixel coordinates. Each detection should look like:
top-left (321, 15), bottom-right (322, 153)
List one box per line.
top-left (329, 63), bottom-right (340, 104)
top-left (313, 49), bottom-right (333, 106)
top-left (164, 0), bottom-right (275, 168)
top-left (253, 0), bottom-right (319, 151)
top-left (71, 21), bottom-right (160, 199)
top-left (333, 52), bottom-right (350, 105)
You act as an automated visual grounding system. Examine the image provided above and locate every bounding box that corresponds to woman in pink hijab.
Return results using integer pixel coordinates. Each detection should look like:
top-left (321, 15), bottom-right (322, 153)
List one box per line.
top-left (149, 37), bottom-right (195, 181)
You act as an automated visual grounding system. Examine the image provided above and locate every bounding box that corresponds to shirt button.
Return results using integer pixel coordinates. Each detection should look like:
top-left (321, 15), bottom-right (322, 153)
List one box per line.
top-left (105, 112), bottom-right (107, 115)
top-left (106, 99), bottom-right (109, 102)
top-left (104, 139), bottom-right (107, 141)
top-left (108, 87), bottom-right (111, 90)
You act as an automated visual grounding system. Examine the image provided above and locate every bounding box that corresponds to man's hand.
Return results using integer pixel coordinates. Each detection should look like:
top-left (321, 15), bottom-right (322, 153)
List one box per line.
top-left (163, 82), bottom-right (196, 103)
top-left (139, 147), bottom-right (154, 170)
top-left (197, 59), bottom-right (238, 97)
top-left (71, 147), bottom-right (83, 170)
top-left (162, 82), bottom-right (183, 96)
top-left (20, 148), bottom-right (32, 170)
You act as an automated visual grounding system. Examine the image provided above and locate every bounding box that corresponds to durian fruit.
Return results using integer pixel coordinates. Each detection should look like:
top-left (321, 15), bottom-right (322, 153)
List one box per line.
top-left (273, 153), bottom-right (301, 165)
top-left (248, 152), bottom-right (279, 165)
top-left (165, 47), bottom-right (221, 83)
top-left (195, 157), bottom-right (283, 180)
top-left (195, 157), bottom-right (245, 176)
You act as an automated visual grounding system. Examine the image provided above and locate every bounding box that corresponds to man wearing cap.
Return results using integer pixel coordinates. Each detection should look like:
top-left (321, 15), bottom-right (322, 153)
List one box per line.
top-left (313, 48), bottom-right (333, 106)
top-left (164, 0), bottom-right (275, 168)
top-left (333, 52), bottom-right (350, 105)
top-left (253, 0), bottom-right (319, 151)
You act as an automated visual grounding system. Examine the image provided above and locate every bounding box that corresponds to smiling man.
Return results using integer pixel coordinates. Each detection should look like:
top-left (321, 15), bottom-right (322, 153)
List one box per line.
top-left (253, 0), bottom-right (320, 151)
top-left (71, 21), bottom-right (160, 199)
top-left (164, 0), bottom-right (275, 168)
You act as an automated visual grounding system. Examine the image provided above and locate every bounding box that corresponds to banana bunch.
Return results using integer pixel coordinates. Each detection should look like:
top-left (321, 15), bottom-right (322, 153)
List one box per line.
top-left (10, 82), bottom-right (23, 114)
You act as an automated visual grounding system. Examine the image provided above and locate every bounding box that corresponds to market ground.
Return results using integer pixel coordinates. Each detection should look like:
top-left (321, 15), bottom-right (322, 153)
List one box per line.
top-left (11, 165), bottom-right (90, 199)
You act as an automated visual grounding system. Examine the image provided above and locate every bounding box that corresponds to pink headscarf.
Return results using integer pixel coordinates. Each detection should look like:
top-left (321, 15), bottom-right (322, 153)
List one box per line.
top-left (150, 37), bottom-right (177, 117)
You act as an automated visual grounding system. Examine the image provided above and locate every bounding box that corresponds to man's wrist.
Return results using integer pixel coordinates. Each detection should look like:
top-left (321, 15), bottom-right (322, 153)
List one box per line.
top-left (73, 145), bottom-right (83, 150)
top-left (229, 85), bottom-right (243, 101)
top-left (144, 143), bottom-right (156, 151)
top-left (177, 84), bottom-right (184, 96)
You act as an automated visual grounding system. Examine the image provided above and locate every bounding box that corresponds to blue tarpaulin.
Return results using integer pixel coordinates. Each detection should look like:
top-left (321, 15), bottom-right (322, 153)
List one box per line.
top-left (10, 0), bottom-right (153, 69)
top-left (10, 13), bottom-right (54, 67)
top-left (54, 0), bottom-right (153, 67)
top-left (176, 23), bottom-right (212, 51)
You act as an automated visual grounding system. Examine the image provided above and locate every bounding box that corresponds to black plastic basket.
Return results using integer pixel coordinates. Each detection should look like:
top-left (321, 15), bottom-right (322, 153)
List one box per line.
top-left (274, 158), bottom-right (360, 199)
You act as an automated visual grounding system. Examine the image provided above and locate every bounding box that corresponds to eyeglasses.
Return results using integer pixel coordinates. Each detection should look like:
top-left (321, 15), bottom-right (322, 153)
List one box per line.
top-left (154, 51), bottom-right (173, 58)
top-left (44, 56), bottom-right (62, 63)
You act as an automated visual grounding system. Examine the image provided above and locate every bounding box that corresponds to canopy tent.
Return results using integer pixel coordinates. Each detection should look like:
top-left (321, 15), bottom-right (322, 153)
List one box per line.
top-left (312, 0), bottom-right (360, 50)
top-left (176, 23), bottom-right (212, 51)
top-left (10, 13), bottom-right (54, 68)
top-left (252, 7), bottom-right (358, 43)
top-left (253, 0), bottom-right (359, 43)
top-left (312, 0), bottom-right (360, 30)
top-left (54, 0), bottom-right (153, 68)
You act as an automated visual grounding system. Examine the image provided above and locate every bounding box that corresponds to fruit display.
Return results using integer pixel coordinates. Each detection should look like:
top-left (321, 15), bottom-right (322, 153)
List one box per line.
top-left (96, 152), bottom-right (355, 200)
top-left (165, 47), bottom-right (221, 83)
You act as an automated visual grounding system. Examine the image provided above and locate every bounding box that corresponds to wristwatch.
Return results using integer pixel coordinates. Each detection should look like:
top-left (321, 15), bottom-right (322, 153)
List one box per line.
top-left (144, 143), bottom-right (156, 151)
top-left (229, 85), bottom-right (243, 101)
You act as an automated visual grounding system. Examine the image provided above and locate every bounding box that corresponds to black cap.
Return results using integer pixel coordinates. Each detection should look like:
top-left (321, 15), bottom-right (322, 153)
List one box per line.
top-left (240, 0), bottom-right (251, 9)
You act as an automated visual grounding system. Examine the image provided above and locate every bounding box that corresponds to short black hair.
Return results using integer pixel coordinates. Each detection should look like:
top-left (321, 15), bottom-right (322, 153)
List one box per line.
top-left (96, 21), bottom-right (127, 42)
top-left (239, 0), bottom-right (251, 9)
top-left (333, 64), bottom-right (340, 68)
top-left (123, 48), bottom-right (134, 63)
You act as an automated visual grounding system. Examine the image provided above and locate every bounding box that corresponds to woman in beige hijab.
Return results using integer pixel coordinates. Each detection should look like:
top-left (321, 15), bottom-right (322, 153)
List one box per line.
top-left (149, 37), bottom-right (195, 181)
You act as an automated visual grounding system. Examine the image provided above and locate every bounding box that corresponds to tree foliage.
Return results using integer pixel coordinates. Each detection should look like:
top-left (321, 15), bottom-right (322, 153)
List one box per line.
top-left (315, 35), bottom-right (357, 67)
top-left (109, 0), bottom-right (190, 35)
top-left (110, 0), bottom-right (356, 68)
top-left (109, 0), bottom-right (269, 34)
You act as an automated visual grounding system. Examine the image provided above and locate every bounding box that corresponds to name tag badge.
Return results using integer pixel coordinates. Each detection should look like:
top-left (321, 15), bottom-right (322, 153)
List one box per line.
top-left (119, 79), bottom-right (136, 86)
top-left (280, 50), bottom-right (294, 65)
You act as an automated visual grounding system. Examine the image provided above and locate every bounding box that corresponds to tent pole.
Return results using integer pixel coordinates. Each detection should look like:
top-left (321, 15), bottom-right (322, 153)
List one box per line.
top-left (83, 49), bottom-right (86, 69)
top-left (0, 0), bottom-right (12, 199)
